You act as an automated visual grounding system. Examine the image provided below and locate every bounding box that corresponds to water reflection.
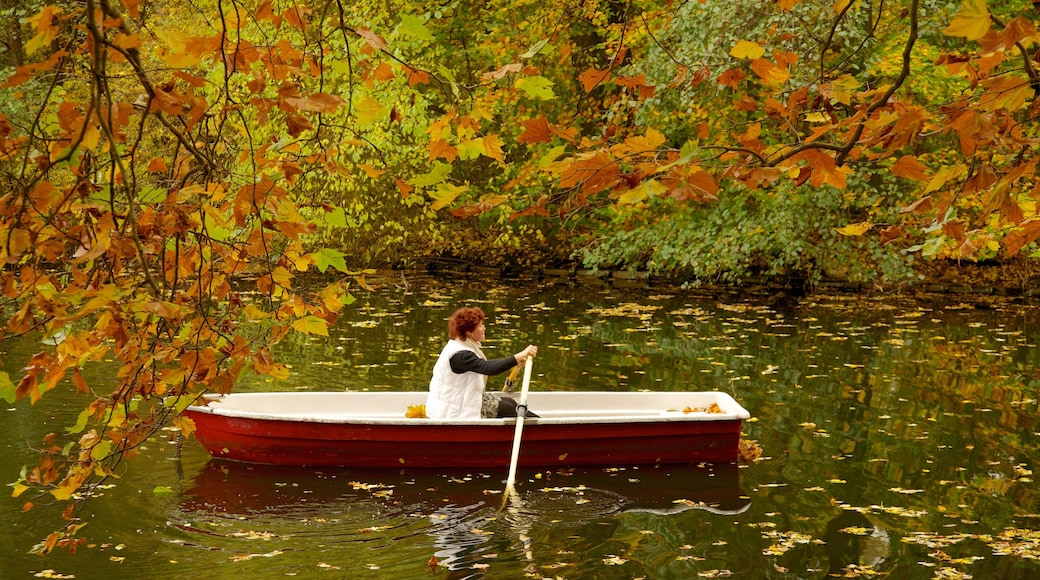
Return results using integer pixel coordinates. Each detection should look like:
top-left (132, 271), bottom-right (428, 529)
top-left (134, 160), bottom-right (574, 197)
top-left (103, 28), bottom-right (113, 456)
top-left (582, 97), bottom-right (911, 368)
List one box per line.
top-left (179, 459), bottom-right (750, 577)
top-left (181, 460), bottom-right (749, 516)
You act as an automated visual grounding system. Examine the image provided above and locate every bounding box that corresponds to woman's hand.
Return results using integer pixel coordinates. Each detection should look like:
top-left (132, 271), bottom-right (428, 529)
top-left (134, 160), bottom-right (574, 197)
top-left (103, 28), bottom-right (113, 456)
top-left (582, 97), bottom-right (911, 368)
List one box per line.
top-left (514, 344), bottom-right (538, 365)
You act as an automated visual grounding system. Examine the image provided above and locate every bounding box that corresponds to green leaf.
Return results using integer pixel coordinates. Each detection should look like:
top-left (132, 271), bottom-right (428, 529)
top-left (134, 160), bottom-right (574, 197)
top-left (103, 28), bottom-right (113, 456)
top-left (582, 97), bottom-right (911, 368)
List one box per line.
top-left (520, 39), bottom-right (551, 59)
top-left (430, 182), bottom-right (468, 210)
top-left (408, 162), bottom-right (452, 187)
top-left (538, 146), bottom-right (566, 169)
top-left (313, 247), bottom-right (348, 273)
top-left (67, 408), bottom-right (90, 434)
top-left (678, 140), bottom-right (699, 164)
top-left (326, 206), bottom-right (347, 229)
top-left (90, 440), bottom-right (112, 461)
top-left (397, 14), bottom-right (434, 41)
top-left (0, 371), bottom-right (14, 404)
top-left (153, 486), bottom-right (174, 495)
top-left (514, 76), bottom-right (556, 100)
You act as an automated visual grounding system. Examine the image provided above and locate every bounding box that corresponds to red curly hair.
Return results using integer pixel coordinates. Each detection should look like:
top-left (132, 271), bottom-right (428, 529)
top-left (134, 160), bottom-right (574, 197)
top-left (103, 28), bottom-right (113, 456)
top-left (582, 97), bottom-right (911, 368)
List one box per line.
top-left (448, 307), bottom-right (485, 340)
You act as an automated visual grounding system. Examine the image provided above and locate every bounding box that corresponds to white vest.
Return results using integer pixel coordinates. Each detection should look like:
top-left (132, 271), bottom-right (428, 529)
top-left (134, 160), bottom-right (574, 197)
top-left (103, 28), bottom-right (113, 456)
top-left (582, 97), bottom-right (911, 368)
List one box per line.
top-left (426, 340), bottom-right (487, 419)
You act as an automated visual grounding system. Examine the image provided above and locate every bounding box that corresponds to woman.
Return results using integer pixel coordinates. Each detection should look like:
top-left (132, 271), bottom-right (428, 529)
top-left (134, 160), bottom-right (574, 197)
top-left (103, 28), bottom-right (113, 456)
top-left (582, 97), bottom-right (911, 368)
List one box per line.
top-left (426, 306), bottom-right (538, 420)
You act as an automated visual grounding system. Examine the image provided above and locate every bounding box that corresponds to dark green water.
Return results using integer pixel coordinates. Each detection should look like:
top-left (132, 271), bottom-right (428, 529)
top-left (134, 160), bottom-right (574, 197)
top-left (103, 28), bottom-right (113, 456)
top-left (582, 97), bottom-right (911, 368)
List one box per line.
top-left (3, 272), bottom-right (1039, 579)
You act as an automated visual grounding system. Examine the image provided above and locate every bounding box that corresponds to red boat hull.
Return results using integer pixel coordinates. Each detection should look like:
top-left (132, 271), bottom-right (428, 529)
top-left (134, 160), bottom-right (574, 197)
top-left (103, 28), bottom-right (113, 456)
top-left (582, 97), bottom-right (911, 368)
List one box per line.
top-left (184, 391), bottom-right (749, 468)
top-left (187, 413), bottom-right (742, 467)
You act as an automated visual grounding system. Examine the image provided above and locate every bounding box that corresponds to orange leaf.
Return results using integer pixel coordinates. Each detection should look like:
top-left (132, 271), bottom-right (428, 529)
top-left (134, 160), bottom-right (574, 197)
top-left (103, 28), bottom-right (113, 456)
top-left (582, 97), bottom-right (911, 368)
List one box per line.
top-left (578, 67), bottom-right (611, 92)
top-left (71, 369), bottom-right (89, 394)
top-left (395, 178), bottom-right (414, 198)
top-left (900, 195), bottom-right (934, 215)
top-left (374, 62), bottom-right (396, 81)
top-left (1003, 219), bottom-right (1040, 256)
top-left (891, 155), bottom-right (929, 182)
top-left (2, 50), bottom-right (67, 88)
top-left (429, 139), bottom-right (458, 162)
top-left (406, 67), bottom-right (430, 86)
top-left (122, 0), bottom-right (141, 17)
top-left (717, 68), bottom-right (745, 88)
top-left (359, 163), bottom-right (385, 178)
top-left (880, 225), bottom-right (904, 245)
top-left (518, 117), bottom-right (552, 144)
top-left (356, 27), bottom-right (388, 51)
top-left (147, 157), bottom-right (168, 173)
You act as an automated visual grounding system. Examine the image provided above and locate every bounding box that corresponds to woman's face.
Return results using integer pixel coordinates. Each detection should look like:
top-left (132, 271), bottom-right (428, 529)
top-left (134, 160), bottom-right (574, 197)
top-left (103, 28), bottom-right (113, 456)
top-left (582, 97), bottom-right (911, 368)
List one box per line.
top-left (470, 321), bottom-right (486, 342)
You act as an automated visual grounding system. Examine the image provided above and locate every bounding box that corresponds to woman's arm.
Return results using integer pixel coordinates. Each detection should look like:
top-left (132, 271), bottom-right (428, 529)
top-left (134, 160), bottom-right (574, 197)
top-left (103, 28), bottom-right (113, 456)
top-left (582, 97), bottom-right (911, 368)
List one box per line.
top-left (449, 351), bottom-right (517, 375)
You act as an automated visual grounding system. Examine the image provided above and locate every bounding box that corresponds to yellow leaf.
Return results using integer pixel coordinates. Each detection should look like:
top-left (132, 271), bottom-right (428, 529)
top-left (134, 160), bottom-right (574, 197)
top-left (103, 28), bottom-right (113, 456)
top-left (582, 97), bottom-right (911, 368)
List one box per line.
top-left (355, 96), bottom-right (384, 125)
top-left (154, 29), bottom-right (202, 68)
top-left (293, 315), bottom-right (329, 336)
top-left (943, 0), bottom-right (990, 41)
top-left (405, 404), bottom-right (427, 418)
top-left (835, 221), bottom-right (873, 236)
top-left (25, 6), bottom-right (63, 55)
top-left (429, 182), bottom-right (468, 210)
top-left (11, 482), bottom-right (29, 498)
top-left (482, 134), bottom-right (506, 163)
top-left (618, 179), bottom-right (666, 205)
top-left (729, 41), bottom-right (765, 60)
top-left (825, 74), bottom-right (860, 106)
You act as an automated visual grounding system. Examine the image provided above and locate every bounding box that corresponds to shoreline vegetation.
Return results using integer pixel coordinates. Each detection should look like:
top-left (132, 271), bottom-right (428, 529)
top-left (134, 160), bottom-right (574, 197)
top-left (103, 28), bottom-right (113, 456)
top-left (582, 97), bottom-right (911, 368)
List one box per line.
top-left (399, 256), bottom-right (1040, 300)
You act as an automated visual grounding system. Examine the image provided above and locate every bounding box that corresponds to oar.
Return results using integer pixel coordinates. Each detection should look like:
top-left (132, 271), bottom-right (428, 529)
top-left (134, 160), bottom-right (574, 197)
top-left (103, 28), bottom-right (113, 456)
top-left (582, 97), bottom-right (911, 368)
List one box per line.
top-left (502, 365), bottom-right (520, 392)
top-left (503, 354), bottom-right (533, 502)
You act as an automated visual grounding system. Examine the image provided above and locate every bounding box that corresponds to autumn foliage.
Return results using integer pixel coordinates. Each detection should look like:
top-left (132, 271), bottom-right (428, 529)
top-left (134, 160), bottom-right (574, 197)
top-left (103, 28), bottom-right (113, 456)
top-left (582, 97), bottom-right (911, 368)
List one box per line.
top-left (1, 0), bottom-right (1038, 554)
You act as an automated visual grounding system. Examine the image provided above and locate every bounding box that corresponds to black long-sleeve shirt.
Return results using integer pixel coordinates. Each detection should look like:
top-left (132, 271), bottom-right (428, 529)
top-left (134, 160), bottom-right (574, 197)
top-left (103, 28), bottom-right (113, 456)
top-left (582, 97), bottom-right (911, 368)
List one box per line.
top-left (449, 351), bottom-right (517, 376)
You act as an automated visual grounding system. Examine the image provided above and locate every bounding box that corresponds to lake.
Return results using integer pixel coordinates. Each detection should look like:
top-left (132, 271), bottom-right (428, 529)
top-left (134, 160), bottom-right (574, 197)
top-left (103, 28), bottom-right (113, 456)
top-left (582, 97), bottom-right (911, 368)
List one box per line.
top-left (2, 271), bottom-right (1039, 579)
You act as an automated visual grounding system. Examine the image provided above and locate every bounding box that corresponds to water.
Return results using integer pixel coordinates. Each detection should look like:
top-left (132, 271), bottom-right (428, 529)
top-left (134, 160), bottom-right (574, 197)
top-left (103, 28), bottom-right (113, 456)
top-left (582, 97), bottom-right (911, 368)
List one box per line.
top-left (3, 272), bottom-right (1039, 578)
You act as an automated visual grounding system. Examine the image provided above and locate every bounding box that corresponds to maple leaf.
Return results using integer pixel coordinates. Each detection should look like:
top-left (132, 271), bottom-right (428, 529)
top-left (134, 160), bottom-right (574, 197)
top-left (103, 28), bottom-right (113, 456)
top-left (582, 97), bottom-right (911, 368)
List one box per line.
top-left (483, 63), bottom-right (522, 81)
top-left (293, 315), bottom-right (329, 336)
top-left (355, 96), bottom-right (384, 125)
top-left (429, 182), bottom-right (468, 210)
top-left (891, 155), bottom-right (929, 182)
top-left (579, 67), bottom-right (611, 92)
top-left (482, 134), bottom-right (506, 163)
top-left (355, 27), bottom-right (388, 51)
top-left (514, 76), bottom-right (556, 100)
top-left (730, 41), bottom-right (765, 60)
top-left (836, 222), bottom-right (873, 236)
top-left (518, 117), bottom-right (552, 144)
top-left (750, 58), bottom-right (790, 85)
top-left (943, 0), bottom-right (991, 41)
top-left (429, 139), bottom-right (458, 162)
top-left (717, 69), bottom-right (745, 88)
top-left (25, 6), bottom-right (63, 55)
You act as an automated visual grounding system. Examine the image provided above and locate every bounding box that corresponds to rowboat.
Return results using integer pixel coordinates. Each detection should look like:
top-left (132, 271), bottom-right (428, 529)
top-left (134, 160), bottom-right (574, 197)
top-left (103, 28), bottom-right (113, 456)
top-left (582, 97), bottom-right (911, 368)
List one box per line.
top-left (184, 391), bottom-right (751, 468)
